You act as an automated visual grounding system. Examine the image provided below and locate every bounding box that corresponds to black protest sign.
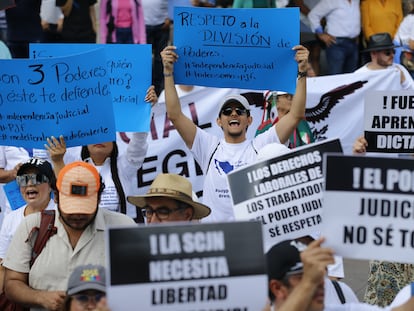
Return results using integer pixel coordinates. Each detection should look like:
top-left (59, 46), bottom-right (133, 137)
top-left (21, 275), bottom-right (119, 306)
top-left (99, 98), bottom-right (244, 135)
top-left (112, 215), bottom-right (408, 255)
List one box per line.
top-left (322, 154), bottom-right (414, 263)
top-left (106, 221), bottom-right (267, 310)
top-left (364, 90), bottom-right (414, 153)
top-left (227, 138), bottom-right (342, 251)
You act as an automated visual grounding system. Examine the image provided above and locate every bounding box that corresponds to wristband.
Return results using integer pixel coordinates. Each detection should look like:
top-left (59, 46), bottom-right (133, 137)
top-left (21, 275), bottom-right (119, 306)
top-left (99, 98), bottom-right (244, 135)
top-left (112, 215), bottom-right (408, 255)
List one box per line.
top-left (297, 71), bottom-right (307, 79)
top-left (163, 72), bottom-right (173, 77)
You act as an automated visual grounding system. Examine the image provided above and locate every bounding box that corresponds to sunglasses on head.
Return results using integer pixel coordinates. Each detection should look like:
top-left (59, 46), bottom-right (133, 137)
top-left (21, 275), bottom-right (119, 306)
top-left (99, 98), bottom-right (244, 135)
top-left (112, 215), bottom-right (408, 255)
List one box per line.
top-left (221, 107), bottom-right (248, 116)
top-left (16, 174), bottom-right (50, 187)
top-left (382, 49), bottom-right (395, 56)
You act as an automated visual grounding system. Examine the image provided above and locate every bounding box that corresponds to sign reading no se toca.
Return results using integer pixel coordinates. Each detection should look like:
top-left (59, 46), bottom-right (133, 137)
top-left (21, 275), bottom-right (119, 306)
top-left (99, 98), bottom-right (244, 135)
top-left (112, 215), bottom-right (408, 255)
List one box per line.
top-left (322, 154), bottom-right (414, 264)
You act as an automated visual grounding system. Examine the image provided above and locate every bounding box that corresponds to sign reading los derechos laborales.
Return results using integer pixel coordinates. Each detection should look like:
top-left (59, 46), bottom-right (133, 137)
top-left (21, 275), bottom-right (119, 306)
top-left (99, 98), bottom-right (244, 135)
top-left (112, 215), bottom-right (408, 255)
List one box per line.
top-left (106, 221), bottom-right (267, 310)
top-left (173, 6), bottom-right (299, 93)
top-left (322, 154), bottom-right (414, 264)
top-left (30, 43), bottom-right (152, 132)
top-left (364, 90), bottom-right (414, 153)
top-left (0, 48), bottom-right (116, 148)
top-left (227, 139), bottom-right (342, 252)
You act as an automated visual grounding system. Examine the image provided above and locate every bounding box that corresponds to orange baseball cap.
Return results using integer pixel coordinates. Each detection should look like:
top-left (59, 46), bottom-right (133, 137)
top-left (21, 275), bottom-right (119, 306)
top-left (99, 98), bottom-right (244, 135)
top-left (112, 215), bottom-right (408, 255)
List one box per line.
top-left (56, 161), bottom-right (100, 214)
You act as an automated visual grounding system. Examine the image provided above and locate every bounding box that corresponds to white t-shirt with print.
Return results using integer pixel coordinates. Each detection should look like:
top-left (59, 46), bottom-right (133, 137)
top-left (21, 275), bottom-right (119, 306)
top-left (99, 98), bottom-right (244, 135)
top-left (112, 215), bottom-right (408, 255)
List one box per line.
top-left (191, 127), bottom-right (280, 222)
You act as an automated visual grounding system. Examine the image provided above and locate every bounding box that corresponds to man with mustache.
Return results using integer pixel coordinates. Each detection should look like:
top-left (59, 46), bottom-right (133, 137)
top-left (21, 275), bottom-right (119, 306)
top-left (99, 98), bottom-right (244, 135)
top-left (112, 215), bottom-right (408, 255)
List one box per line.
top-left (2, 161), bottom-right (134, 311)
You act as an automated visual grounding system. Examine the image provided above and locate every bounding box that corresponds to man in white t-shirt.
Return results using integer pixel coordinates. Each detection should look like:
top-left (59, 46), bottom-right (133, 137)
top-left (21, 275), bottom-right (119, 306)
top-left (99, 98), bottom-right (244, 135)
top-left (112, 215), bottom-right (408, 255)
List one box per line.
top-left (161, 45), bottom-right (309, 223)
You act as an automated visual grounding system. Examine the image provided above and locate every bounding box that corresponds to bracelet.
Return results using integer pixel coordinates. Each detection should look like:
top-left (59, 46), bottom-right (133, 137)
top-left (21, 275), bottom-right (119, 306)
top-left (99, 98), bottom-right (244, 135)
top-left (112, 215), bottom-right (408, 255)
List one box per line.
top-left (297, 71), bottom-right (307, 79)
top-left (163, 72), bottom-right (173, 77)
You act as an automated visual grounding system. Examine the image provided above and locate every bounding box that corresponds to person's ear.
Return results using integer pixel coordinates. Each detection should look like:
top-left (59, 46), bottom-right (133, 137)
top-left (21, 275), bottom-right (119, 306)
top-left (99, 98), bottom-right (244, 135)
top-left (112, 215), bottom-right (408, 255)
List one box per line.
top-left (247, 115), bottom-right (253, 127)
top-left (269, 279), bottom-right (289, 301)
top-left (53, 190), bottom-right (59, 203)
top-left (184, 207), bottom-right (194, 221)
top-left (216, 117), bottom-right (223, 129)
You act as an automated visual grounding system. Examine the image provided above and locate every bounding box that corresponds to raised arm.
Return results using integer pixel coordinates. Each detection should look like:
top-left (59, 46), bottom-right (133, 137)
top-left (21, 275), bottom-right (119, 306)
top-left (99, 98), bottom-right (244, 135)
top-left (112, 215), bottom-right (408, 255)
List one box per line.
top-left (44, 135), bottom-right (67, 178)
top-left (161, 46), bottom-right (197, 149)
top-left (0, 165), bottom-right (20, 183)
top-left (275, 45), bottom-right (308, 144)
top-left (277, 238), bottom-right (334, 311)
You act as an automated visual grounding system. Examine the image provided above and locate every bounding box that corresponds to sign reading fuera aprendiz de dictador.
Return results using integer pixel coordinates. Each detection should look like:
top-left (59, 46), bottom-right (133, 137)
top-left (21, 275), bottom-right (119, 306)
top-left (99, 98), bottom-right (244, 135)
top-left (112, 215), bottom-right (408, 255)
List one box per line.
top-left (106, 221), bottom-right (267, 311)
top-left (364, 90), bottom-right (414, 153)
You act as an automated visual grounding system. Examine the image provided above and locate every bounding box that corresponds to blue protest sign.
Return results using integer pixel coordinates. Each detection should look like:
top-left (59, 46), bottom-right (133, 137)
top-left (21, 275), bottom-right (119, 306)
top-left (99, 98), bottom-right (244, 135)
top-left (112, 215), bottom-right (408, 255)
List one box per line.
top-left (3, 181), bottom-right (25, 211)
top-left (30, 44), bottom-right (152, 132)
top-left (173, 7), bottom-right (299, 92)
top-left (0, 48), bottom-right (116, 148)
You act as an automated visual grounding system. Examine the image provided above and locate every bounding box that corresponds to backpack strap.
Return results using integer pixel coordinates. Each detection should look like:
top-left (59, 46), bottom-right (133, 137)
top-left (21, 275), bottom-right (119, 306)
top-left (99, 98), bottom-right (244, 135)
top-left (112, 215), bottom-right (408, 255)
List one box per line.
top-left (205, 142), bottom-right (220, 175)
top-left (26, 210), bottom-right (57, 268)
top-left (331, 279), bottom-right (346, 304)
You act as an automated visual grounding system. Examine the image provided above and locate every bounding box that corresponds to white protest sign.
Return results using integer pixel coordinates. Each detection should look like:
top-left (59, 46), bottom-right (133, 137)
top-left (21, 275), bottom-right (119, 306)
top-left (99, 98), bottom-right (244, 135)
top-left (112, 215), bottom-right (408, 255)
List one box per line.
top-left (364, 90), bottom-right (414, 153)
top-left (227, 139), bottom-right (342, 251)
top-left (106, 221), bottom-right (267, 311)
top-left (322, 154), bottom-right (414, 264)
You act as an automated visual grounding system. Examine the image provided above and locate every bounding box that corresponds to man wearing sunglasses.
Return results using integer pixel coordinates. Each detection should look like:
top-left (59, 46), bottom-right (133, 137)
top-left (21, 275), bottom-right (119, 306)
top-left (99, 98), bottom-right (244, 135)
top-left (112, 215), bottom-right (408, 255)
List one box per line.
top-left (161, 45), bottom-right (308, 223)
top-left (355, 32), bottom-right (414, 90)
top-left (127, 173), bottom-right (211, 223)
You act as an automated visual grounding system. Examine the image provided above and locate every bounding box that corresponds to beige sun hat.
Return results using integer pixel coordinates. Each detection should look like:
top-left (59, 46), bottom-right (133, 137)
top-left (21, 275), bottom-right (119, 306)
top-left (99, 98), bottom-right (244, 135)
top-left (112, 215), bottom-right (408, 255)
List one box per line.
top-left (127, 173), bottom-right (211, 220)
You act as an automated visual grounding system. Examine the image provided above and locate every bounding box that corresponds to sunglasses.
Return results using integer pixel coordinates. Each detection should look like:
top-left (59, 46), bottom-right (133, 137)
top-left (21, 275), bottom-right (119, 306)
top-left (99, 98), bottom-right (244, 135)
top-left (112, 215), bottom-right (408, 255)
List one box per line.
top-left (16, 174), bottom-right (50, 187)
top-left (221, 107), bottom-right (248, 116)
top-left (382, 49), bottom-right (395, 56)
top-left (141, 206), bottom-right (186, 220)
top-left (72, 293), bottom-right (105, 305)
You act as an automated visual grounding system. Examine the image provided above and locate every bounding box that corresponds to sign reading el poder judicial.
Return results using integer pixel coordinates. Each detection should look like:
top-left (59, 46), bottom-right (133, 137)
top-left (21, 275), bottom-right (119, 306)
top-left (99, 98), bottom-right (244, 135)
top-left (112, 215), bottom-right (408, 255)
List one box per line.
top-left (322, 154), bottom-right (414, 264)
top-left (106, 221), bottom-right (267, 311)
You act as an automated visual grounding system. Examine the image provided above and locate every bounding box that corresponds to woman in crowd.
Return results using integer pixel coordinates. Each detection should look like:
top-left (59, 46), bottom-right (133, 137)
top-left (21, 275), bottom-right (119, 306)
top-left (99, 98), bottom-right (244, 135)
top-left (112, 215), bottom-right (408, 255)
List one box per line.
top-left (45, 86), bottom-right (157, 223)
top-left (0, 158), bottom-right (56, 293)
top-left (99, 0), bottom-right (146, 44)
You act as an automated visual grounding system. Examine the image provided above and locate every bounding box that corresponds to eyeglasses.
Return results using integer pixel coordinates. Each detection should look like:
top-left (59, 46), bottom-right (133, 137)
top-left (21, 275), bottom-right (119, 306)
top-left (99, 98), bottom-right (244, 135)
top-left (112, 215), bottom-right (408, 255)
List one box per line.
top-left (72, 293), bottom-right (105, 306)
top-left (221, 107), bottom-right (248, 116)
top-left (141, 206), bottom-right (185, 220)
top-left (382, 49), bottom-right (395, 56)
top-left (16, 174), bottom-right (49, 187)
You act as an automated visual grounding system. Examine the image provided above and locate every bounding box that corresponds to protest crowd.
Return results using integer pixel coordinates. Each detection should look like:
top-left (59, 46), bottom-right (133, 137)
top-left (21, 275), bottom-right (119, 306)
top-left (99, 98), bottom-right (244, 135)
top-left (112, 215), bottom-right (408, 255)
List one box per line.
top-left (1, 0), bottom-right (414, 311)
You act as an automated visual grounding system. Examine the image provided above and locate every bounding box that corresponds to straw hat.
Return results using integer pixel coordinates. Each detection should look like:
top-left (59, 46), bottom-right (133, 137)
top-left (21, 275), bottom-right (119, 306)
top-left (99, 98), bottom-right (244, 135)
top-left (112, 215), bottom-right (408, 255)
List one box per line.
top-left (127, 174), bottom-right (211, 220)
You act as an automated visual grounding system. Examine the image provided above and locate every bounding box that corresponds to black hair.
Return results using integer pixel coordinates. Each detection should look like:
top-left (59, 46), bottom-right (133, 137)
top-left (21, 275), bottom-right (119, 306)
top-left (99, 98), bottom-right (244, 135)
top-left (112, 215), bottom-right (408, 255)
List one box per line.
top-left (81, 142), bottom-right (127, 215)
